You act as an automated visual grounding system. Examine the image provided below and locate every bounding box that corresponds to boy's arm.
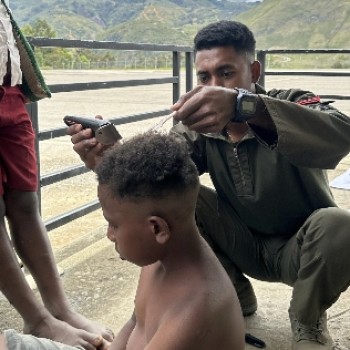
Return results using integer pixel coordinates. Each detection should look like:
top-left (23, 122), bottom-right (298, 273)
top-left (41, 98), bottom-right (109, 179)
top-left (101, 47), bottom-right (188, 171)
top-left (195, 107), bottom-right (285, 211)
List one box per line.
top-left (143, 311), bottom-right (209, 350)
top-left (110, 312), bottom-right (136, 350)
top-left (143, 313), bottom-right (203, 350)
top-left (143, 306), bottom-right (244, 350)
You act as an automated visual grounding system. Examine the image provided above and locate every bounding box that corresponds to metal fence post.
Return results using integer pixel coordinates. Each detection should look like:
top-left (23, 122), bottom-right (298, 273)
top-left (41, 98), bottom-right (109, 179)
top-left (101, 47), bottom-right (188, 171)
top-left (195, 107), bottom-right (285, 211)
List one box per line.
top-left (185, 51), bottom-right (193, 92)
top-left (257, 50), bottom-right (266, 87)
top-left (172, 51), bottom-right (180, 104)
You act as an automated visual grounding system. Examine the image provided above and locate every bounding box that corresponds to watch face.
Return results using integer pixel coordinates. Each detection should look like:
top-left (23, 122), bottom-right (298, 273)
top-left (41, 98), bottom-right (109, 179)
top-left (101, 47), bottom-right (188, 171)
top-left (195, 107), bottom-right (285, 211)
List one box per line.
top-left (241, 96), bottom-right (256, 115)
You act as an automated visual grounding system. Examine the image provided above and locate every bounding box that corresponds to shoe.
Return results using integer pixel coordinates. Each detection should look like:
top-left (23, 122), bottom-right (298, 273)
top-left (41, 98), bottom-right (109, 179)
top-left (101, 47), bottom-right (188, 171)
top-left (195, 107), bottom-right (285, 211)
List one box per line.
top-left (234, 275), bottom-right (257, 317)
top-left (289, 310), bottom-right (333, 349)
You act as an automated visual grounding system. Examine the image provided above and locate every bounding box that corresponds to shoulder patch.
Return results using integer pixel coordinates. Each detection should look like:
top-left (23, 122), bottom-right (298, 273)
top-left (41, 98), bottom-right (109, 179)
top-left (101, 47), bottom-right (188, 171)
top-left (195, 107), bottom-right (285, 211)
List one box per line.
top-left (296, 96), bottom-right (321, 105)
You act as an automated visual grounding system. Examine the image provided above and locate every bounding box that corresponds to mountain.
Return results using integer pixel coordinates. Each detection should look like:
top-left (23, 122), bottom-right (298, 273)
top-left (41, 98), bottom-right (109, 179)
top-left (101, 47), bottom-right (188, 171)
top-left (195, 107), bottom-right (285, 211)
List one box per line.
top-left (238, 0), bottom-right (350, 49)
top-left (11, 0), bottom-right (259, 43)
top-left (99, 1), bottom-right (259, 45)
top-left (10, 0), bottom-right (350, 49)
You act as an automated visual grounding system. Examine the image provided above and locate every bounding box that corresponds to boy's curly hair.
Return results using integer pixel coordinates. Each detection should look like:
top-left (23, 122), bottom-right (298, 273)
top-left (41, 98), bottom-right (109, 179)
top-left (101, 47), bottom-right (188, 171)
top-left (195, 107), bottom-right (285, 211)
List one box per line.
top-left (96, 132), bottom-right (199, 199)
top-left (194, 20), bottom-right (256, 59)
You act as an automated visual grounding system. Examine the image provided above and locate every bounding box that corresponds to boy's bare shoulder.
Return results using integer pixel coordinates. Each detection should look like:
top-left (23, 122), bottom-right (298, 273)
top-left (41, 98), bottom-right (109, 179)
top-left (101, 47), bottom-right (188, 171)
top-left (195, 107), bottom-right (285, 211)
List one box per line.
top-left (136, 255), bottom-right (245, 349)
top-left (141, 273), bottom-right (244, 350)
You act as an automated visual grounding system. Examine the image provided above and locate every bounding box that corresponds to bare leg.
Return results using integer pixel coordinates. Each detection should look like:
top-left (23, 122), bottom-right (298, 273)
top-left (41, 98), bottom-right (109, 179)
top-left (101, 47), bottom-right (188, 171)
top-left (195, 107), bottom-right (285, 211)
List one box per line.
top-left (0, 196), bottom-right (49, 329)
top-left (3, 190), bottom-right (113, 347)
top-left (0, 195), bottom-right (106, 349)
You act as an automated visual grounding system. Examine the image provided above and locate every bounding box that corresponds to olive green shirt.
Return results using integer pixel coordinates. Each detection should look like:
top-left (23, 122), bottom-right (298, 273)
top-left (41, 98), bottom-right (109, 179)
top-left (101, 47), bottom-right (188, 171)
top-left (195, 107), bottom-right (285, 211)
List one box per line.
top-left (171, 85), bottom-right (350, 236)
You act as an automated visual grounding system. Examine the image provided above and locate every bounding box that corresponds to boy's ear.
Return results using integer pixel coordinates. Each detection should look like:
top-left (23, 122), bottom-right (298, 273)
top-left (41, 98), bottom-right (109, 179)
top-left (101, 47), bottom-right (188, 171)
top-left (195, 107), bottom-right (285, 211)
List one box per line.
top-left (148, 216), bottom-right (171, 245)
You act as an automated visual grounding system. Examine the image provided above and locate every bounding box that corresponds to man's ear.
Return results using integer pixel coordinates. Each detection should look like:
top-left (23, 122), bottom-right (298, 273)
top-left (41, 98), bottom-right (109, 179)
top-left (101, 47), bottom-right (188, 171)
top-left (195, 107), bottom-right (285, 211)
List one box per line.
top-left (148, 216), bottom-right (171, 245)
top-left (251, 60), bottom-right (261, 83)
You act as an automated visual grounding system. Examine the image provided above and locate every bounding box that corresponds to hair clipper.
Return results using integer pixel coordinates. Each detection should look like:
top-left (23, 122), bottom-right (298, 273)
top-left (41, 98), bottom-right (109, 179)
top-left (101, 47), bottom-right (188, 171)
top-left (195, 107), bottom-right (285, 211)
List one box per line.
top-left (64, 115), bottom-right (122, 145)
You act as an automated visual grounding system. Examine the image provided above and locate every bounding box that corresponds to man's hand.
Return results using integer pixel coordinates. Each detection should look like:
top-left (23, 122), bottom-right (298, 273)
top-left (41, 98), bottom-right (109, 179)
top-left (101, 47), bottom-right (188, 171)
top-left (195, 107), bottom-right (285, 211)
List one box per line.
top-left (172, 86), bottom-right (236, 133)
top-left (67, 117), bottom-right (113, 171)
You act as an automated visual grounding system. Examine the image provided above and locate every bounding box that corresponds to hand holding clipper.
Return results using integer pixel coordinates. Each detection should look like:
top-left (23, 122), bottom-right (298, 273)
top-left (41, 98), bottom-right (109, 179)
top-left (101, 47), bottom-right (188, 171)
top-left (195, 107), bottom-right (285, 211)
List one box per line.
top-left (64, 115), bottom-right (122, 145)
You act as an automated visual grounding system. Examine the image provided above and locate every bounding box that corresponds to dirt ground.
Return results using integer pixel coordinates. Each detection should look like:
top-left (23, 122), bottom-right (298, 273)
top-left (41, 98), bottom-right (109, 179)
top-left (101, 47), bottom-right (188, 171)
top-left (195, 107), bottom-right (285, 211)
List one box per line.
top-left (1, 70), bottom-right (350, 349)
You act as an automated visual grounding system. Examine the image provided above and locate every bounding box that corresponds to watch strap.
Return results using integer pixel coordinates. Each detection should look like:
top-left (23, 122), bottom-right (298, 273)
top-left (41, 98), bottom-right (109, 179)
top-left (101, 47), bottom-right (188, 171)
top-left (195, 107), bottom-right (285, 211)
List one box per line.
top-left (232, 88), bottom-right (256, 123)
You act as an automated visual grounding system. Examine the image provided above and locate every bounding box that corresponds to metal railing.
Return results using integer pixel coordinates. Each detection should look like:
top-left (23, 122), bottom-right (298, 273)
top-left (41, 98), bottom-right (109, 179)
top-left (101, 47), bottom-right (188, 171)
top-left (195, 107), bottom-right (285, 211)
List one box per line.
top-left (27, 38), bottom-right (193, 231)
top-left (257, 49), bottom-right (350, 100)
top-left (26, 40), bottom-right (349, 232)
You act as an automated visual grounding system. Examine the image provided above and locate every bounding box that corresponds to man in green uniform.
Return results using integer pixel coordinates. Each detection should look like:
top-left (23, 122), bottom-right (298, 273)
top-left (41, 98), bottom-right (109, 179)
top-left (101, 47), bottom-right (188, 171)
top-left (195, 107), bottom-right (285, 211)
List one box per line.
top-left (69, 21), bottom-right (350, 350)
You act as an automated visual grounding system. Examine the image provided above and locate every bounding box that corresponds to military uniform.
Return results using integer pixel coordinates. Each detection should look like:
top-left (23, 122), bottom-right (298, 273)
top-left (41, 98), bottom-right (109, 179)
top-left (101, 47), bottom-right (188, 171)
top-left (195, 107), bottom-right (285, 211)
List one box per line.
top-left (171, 84), bottom-right (350, 325)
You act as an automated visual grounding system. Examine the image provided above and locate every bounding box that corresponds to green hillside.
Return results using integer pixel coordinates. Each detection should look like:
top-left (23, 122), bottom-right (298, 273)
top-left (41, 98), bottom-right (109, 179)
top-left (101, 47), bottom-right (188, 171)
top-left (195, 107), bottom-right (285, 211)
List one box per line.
top-left (100, 2), bottom-right (220, 45)
top-left (10, 0), bottom-right (350, 49)
top-left (12, 0), bottom-right (257, 43)
top-left (238, 0), bottom-right (350, 49)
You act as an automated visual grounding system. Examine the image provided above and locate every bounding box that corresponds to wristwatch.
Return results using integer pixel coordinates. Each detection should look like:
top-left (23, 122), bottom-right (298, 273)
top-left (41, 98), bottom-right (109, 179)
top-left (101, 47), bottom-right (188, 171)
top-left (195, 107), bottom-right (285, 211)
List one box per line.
top-left (232, 88), bottom-right (257, 123)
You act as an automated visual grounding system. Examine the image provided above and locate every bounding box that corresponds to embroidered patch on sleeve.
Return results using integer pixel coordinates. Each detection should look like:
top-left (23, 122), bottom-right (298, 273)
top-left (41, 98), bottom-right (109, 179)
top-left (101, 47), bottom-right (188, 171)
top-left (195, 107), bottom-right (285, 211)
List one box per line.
top-left (296, 96), bottom-right (321, 105)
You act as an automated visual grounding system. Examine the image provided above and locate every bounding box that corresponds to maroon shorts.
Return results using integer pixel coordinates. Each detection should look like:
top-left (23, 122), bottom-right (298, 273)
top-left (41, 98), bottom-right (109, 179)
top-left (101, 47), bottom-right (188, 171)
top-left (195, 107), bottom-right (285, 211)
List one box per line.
top-left (0, 86), bottom-right (38, 196)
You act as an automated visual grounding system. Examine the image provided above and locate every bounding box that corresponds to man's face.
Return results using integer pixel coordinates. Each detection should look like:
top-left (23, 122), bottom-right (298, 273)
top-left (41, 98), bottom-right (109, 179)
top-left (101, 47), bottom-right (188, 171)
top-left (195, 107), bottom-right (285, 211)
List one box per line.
top-left (195, 46), bottom-right (258, 91)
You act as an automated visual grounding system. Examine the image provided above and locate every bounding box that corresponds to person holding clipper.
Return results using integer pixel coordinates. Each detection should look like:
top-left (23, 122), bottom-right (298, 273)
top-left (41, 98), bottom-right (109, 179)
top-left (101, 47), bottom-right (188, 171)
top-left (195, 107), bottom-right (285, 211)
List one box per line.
top-left (68, 21), bottom-right (350, 350)
top-left (0, 1), bottom-right (112, 348)
top-left (170, 21), bottom-right (350, 350)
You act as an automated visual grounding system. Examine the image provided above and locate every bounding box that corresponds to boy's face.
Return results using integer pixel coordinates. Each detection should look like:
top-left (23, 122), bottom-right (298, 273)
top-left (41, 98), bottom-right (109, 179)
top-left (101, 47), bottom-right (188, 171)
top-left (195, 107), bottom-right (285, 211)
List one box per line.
top-left (195, 46), bottom-right (259, 92)
top-left (98, 184), bottom-right (158, 266)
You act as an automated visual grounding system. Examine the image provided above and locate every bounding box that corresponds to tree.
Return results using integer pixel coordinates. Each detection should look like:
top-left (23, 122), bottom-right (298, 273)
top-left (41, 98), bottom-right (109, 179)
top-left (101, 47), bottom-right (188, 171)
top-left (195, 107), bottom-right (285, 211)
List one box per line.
top-left (22, 19), bottom-right (56, 38)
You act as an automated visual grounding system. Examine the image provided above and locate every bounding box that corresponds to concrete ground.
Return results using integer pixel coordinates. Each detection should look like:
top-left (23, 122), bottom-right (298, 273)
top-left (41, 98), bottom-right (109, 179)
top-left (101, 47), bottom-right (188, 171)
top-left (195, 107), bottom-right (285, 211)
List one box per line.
top-left (0, 70), bottom-right (350, 349)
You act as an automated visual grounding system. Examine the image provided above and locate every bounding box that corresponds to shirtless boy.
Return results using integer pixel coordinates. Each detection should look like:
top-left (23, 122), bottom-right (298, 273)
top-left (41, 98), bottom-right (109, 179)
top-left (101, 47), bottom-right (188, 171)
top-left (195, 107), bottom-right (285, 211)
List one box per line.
top-left (0, 132), bottom-right (245, 350)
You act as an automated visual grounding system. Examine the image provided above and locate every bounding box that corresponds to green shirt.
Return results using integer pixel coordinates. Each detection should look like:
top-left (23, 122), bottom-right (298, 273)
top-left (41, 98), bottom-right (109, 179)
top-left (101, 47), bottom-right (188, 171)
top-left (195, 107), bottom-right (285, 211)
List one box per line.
top-left (171, 85), bottom-right (350, 236)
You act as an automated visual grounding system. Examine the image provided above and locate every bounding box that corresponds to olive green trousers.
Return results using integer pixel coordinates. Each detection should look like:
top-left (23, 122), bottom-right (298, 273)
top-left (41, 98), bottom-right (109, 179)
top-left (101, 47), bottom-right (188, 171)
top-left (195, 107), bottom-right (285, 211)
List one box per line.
top-left (196, 185), bottom-right (350, 325)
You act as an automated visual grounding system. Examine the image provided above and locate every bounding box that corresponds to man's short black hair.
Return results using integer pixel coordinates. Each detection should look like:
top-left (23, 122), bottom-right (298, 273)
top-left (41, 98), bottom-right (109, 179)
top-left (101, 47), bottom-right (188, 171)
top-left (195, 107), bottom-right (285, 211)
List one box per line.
top-left (194, 20), bottom-right (256, 58)
top-left (96, 132), bottom-right (199, 200)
